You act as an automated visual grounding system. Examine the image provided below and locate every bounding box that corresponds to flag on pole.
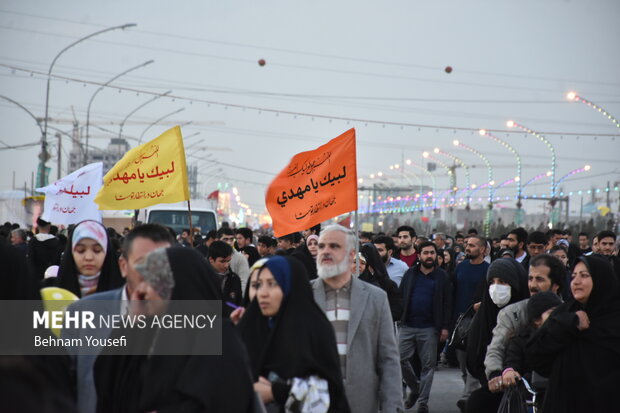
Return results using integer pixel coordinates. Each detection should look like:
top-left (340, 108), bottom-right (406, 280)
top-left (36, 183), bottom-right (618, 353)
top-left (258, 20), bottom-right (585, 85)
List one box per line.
top-left (36, 162), bottom-right (103, 225)
top-left (265, 129), bottom-right (358, 237)
top-left (95, 126), bottom-right (190, 210)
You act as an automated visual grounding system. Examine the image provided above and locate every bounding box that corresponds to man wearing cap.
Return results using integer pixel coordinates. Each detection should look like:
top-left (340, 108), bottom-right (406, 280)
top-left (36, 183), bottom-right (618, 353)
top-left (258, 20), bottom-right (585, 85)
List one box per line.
top-left (484, 254), bottom-right (565, 395)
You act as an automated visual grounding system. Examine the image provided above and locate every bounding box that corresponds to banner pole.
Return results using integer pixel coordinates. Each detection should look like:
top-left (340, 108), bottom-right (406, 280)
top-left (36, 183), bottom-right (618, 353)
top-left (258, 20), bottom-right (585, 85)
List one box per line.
top-left (187, 199), bottom-right (194, 247)
top-left (354, 208), bottom-right (360, 277)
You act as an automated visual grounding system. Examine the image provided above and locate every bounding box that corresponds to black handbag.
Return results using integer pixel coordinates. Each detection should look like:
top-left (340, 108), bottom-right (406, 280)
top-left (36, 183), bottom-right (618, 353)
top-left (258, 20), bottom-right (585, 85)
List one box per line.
top-left (497, 383), bottom-right (529, 413)
top-left (448, 304), bottom-right (475, 351)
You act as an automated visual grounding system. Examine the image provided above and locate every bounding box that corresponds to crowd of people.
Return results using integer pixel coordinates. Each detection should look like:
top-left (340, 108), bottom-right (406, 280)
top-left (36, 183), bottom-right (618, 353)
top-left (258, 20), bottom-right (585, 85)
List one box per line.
top-left (1, 217), bottom-right (619, 412)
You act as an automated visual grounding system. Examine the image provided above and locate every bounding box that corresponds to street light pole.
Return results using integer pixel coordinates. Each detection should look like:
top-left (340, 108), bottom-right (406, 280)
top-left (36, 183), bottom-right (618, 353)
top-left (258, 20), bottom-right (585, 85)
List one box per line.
top-left (506, 120), bottom-right (557, 227)
top-left (42, 23), bottom-right (136, 187)
top-left (138, 108), bottom-right (186, 144)
top-left (118, 91), bottom-right (172, 140)
top-left (84, 59), bottom-right (154, 166)
top-left (1, 95), bottom-right (47, 185)
top-left (433, 148), bottom-right (471, 205)
top-left (479, 129), bottom-right (524, 225)
top-left (453, 140), bottom-right (494, 236)
top-left (405, 159), bottom-right (436, 218)
top-left (423, 151), bottom-right (456, 224)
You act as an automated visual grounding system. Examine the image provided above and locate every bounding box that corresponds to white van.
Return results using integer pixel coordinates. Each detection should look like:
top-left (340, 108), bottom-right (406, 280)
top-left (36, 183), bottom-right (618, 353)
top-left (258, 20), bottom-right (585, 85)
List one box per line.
top-left (138, 202), bottom-right (218, 235)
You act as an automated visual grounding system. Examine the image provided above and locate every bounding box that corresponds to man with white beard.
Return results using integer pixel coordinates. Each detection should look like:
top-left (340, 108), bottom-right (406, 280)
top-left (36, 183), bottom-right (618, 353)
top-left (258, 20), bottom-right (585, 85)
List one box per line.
top-left (311, 225), bottom-right (403, 413)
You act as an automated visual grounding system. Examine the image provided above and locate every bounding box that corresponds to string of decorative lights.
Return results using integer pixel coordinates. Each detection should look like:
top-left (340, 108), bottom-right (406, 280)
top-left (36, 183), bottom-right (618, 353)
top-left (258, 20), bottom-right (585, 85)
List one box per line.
top-left (360, 156), bottom-right (610, 212)
top-left (453, 140), bottom-right (494, 202)
top-left (1, 62), bottom-right (617, 137)
top-left (478, 129), bottom-right (522, 199)
top-left (556, 165), bottom-right (591, 186)
top-left (432, 148), bottom-right (472, 205)
top-left (506, 120), bottom-right (556, 198)
top-left (451, 140), bottom-right (492, 234)
top-left (566, 91), bottom-right (620, 130)
top-left (363, 183), bottom-right (619, 216)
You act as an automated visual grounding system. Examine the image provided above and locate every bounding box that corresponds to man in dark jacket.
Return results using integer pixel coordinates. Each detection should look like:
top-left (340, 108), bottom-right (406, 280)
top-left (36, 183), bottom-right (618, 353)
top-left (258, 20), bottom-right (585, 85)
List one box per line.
top-left (398, 241), bottom-right (452, 412)
top-left (207, 240), bottom-right (242, 315)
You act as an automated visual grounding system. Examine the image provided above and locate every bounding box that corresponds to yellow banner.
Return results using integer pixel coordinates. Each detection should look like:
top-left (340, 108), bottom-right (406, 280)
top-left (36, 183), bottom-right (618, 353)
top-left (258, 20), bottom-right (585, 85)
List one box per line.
top-left (95, 126), bottom-right (190, 210)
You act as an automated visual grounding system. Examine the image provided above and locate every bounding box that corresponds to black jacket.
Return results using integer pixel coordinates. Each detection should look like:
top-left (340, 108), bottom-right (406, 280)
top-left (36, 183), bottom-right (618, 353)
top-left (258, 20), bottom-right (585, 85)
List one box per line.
top-left (289, 245), bottom-right (317, 280)
top-left (359, 270), bottom-right (403, 321)
top-left (520, 253), bottom-right (530, 271)
top-left (504, 326), bottom-right (534, 383)
top-left (28, 235), bottom-right (62, 279)
top-left (221, 270), bottom-right (242, 316)
top-left (399, 265), bottom-right (452, 331)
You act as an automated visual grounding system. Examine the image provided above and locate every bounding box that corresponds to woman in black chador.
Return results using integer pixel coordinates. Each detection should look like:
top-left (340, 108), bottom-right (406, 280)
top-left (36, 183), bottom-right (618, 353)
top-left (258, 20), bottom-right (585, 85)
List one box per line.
top-left (527, 255), bottom-right (620, 413)
top-left (239, 255), bottom-right (350, 412)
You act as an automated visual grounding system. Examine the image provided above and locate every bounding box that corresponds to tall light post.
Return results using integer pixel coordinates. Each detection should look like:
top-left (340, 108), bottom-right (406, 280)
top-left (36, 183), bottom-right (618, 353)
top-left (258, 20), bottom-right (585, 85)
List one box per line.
top-left (138, 108), bottom-right (186, 144)
top-left (387, 166), bottom-right (425, 212)
top-left (118, 90), bottom-right (172, 140)
top-left (84, 59), bottom-right (154, 165)
top-left (423, 151), bottom-right (457, 224)
top-left (1, 95), bottom-right (44, 137)
top-left (433, 147), bottom-right (472, 209)
top-left (479, 128), bottom-right (523, 225)
top-left (405, 159), bottom-right (437, 220)
top-left (1, 95), bottom-right (46, 188)
top-left (506, 119), bottom-right (557, 226)
top-left (453, 139), bottom-right (494, 236)
top-left (566, 91), bottom-right (619, 129)
top-left (422, 151), bottom-right (454, 191)
top-left (42, 23), bottom-right (137, 187)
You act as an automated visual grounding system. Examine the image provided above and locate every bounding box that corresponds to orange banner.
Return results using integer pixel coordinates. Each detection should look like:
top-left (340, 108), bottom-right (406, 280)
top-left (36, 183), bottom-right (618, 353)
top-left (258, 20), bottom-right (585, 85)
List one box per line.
top-left (266, 129), bottom-right (358, 237)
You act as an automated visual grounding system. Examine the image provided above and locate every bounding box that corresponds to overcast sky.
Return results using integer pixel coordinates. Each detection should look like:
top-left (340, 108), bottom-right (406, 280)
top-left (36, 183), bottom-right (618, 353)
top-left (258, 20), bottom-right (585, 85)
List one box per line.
top-left (1, 0), bottom-right (619, 217)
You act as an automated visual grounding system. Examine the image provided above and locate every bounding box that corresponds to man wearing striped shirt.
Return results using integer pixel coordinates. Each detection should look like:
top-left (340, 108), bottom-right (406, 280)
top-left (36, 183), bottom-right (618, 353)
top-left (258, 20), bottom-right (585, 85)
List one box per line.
top-left (312, 225), bottom-right (404, 413)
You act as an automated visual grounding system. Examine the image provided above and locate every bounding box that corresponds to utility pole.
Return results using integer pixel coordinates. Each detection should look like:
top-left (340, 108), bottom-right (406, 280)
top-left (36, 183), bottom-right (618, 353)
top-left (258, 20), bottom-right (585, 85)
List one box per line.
top-left (56, 133), bottom-right (62, 180)
top-left (607, 181), bottom-right (611, 208)
top-left (579, 195), bottom-right (583, 231)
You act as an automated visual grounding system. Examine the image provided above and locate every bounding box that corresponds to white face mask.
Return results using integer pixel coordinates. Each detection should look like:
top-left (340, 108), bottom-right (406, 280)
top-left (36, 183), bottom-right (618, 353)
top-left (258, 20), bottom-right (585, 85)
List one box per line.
top-left (489, 284), bottom-right (511, 307)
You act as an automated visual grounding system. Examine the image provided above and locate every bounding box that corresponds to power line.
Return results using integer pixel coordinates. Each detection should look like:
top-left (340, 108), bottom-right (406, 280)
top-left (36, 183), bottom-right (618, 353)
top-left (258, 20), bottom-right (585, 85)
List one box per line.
top-left (2, 62), bottom-right (618, 138)
top-left (2, 7), bottom-right (620, 89)
top-left (188, 152), bottom-right (275, 176)
top-left (4, 55), bottom-right (620, 105)
top-left (0, 140), bottom-right (40, 150)
top-left (2, 57), bottom-right (618, 130)
top-left (3, 24), bottom-right (620, 98)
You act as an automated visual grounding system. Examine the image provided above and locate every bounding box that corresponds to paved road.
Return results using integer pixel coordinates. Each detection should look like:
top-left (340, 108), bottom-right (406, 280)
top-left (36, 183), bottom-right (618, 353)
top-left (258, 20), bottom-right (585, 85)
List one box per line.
top-left (405, 366), bottom-right (464, 413)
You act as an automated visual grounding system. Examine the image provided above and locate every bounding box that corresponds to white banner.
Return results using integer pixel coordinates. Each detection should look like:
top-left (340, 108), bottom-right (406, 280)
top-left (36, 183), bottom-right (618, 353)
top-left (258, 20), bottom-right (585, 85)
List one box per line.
top-left (36, 162), bottom-right (104, 225)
